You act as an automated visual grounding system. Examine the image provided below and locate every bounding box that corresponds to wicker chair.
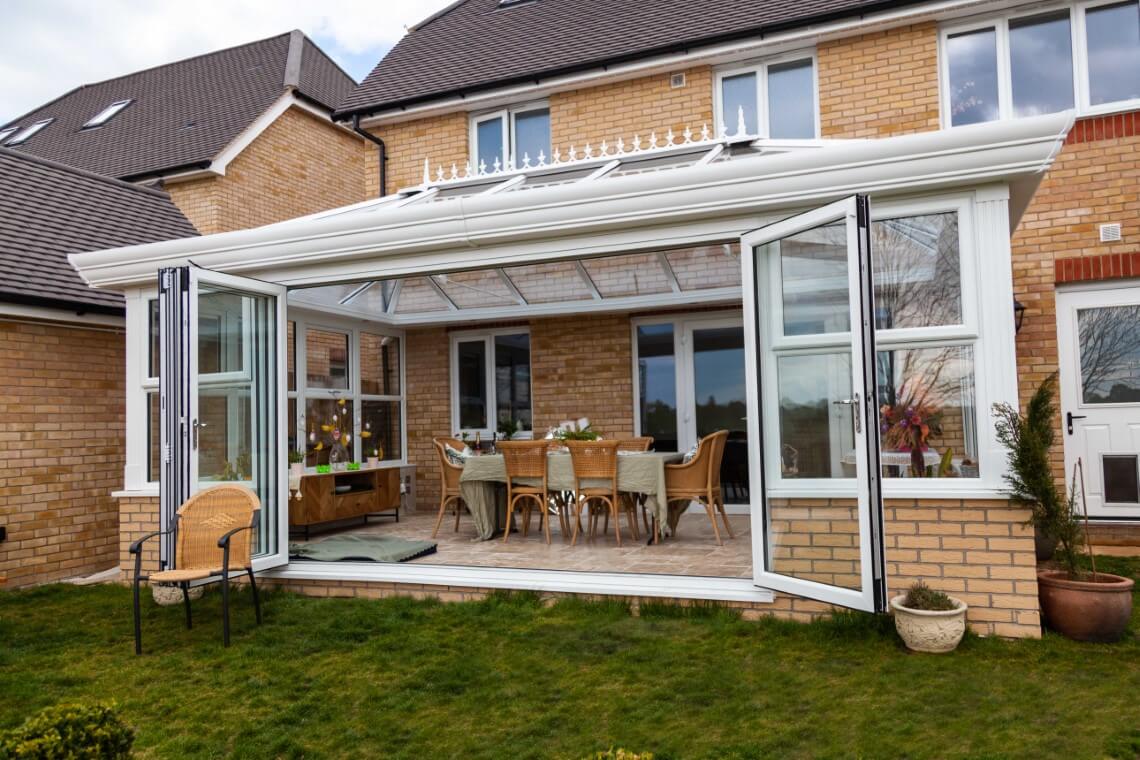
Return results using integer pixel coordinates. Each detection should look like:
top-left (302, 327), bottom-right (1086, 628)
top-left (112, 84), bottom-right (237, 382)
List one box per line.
top-left (498, 440), bottom-right (553, 544)
top-left (432, 438), bottom-right (470, 537)
top-left (129, 485), bottom-right (262, 654)
top-left (566, 440), bottom-right (636, 546)
top-left (616, 437), bottom-right (654, 452)
top-left (664, 430), bottom-right (734, 545)
top-left (605, 437), bottom-right (653, 535)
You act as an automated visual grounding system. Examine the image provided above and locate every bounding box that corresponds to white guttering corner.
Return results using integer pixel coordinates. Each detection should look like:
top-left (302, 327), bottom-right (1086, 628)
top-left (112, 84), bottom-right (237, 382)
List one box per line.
top-left (70, 111), bottom-right (1072, 290)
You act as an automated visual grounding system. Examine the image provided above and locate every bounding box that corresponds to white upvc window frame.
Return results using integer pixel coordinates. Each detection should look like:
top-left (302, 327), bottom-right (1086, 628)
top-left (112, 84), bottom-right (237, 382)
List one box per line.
top-left (939, 0), bottom-right (1140, 128)
top-left (468, 101), bottom-right (551, 171)
top-left (449, 326), bottom-right (533, 439)
top-left (713, 50), bottom-right (820, 139)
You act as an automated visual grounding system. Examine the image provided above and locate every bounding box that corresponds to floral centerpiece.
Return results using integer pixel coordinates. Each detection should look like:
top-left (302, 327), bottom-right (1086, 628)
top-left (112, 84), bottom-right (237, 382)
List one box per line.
top-left (310, 398), bottom-right (352, 470)
top-left (879, 380), bottom-right (943, 477)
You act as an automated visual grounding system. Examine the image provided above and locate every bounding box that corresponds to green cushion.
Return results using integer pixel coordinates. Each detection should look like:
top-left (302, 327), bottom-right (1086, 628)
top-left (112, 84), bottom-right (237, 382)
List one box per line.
top-left (289, 534), bottom-right (437, 563)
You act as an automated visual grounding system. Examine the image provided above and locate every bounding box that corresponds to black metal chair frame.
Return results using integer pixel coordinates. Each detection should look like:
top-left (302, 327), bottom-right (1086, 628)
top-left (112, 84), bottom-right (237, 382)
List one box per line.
top-left (129, 514), bottom-right (262, 655)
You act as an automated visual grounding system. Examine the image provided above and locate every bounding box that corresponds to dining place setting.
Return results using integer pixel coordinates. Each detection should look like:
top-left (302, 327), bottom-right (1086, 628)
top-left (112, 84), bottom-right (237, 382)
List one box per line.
top-left (431, 419), bottom-right (735, 548)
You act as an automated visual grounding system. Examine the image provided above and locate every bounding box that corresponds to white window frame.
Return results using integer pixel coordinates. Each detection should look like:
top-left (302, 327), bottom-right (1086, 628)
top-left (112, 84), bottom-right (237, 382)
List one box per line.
top-left (713, 50), bottom-right (820, 139)
top-left (939, 0), bottom-right (1140, 128)
top-left (450, 327), bottom-right (533, 438)
top-left (468, 101), bottom-right (550, 171)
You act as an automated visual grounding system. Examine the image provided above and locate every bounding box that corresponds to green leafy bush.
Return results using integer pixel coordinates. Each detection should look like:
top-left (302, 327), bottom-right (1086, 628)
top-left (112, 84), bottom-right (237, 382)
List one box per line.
top-left (0, 702), bottom-right (133, 759)
top-left (582, 750), bottom-right (653, 760)
top-left (901, 580), bottom-right (958, 611)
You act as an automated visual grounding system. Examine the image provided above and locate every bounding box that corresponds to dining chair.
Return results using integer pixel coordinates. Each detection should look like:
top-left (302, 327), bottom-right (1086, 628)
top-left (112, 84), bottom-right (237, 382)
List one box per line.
top-left (129, 485), bottom-right (261, 654)
top-left (608, 437), bottom-right (653, 536)
top-left (498, 440), bottom-right (553, 544)
top-left (565, 440), bottom-right (631, 546)
top-left (664, 430), bottom-right (734, 545)
top-left (616, 437), bottom-right (654, 452)
top-left (432, 437), bottom-right (469, 537)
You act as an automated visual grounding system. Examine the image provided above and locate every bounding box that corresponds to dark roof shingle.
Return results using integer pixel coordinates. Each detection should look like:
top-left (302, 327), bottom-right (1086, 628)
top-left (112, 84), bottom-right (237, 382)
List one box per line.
top-left (338, 0), bottom-right (920, 116)
top-left (3, 31), bottom-right (356, 180)
top-left (0, 147), bottom-right (198, 311)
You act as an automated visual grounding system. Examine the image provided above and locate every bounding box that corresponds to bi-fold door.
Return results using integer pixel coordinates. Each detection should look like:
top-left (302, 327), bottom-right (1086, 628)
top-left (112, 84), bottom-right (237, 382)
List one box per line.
top-left (741, 196), bottom-right (888, 613)
top-left (158, 266), bottom-right (289, 572)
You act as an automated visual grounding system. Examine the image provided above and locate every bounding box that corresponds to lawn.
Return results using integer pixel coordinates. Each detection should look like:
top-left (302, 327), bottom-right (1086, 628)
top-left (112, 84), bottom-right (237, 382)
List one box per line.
top-left (2, 559), bottom-right (1140, 759)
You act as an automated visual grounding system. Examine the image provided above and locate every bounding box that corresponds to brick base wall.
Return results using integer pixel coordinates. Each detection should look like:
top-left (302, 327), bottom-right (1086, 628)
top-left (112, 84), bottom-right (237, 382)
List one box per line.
top-left (119, 495), bottom-right (160, 582)
top-left (0, 320), bottom-right (123, 588)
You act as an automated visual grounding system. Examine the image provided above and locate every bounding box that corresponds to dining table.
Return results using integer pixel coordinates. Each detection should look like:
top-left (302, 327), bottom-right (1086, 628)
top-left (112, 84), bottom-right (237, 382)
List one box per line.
top-left (458, 449), bottom-right (684, 541)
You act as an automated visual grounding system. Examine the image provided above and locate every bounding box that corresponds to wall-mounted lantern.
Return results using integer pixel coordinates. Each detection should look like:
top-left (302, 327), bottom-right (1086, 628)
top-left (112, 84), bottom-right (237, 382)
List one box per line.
top-left (1014, 299), bottom-right (1027, 334)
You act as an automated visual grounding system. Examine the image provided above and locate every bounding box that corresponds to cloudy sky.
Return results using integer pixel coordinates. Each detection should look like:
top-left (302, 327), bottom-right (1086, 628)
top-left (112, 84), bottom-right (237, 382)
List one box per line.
top-left (0, 0), bottom-right (456, 122)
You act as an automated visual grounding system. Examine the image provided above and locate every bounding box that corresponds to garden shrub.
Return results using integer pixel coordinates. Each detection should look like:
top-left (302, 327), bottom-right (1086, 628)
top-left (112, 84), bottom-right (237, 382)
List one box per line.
top-left (0, 702), bottom-right (133, 759)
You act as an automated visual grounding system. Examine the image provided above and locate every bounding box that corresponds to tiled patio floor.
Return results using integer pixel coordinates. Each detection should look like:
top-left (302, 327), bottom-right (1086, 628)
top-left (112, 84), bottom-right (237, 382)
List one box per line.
top-left (293, 508), bottom-right (753, 578)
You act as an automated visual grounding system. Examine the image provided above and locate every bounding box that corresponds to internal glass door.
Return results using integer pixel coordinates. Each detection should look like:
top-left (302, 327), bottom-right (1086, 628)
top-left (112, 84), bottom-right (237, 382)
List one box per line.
top-left (159, 267), bottom-right (288, 571)
top-left (686, 322), bottom-right (749, 503)
top-left (741, 196), bottom-right (887, 612)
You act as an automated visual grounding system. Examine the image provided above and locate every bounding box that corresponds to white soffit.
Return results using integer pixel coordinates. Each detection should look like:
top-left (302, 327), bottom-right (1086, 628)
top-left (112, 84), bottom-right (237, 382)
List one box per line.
top-left (70, 111), bottom-right (1073, 290)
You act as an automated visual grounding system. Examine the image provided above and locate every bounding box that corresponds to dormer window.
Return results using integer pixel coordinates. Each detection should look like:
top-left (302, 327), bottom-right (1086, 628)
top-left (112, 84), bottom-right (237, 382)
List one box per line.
top-left (469, 103), bottom-right (550, 172)
top-left (83, 99), bottom-right (133, 129)
top-left (5, 118), bottom-right (53, 146)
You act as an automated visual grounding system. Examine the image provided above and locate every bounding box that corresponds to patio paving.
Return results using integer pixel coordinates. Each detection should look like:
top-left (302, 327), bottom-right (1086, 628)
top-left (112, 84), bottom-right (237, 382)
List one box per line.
top-left (292, 509), bottom-right (753, 578)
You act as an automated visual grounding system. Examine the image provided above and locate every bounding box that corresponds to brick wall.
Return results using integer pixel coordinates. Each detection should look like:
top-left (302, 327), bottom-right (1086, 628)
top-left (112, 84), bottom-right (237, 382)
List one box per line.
top-left (0, 320), bottom-right (123, 588)
top-left (167, 106), bottom-right (367, 234)
top-left (550, 67), bottom-right (713, 150)
top-left (119, 495), bottom-right (160, 582)
top-left (365, 112), bottom-right (469, 195)
top-left (404, 326), bottom-right (451, 512)
top-left (818, 22), bottom-right (941, 138)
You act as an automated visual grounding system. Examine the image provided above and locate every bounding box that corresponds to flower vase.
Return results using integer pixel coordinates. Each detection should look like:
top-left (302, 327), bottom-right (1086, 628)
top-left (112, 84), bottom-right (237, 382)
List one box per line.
top-left (328, 441), bottom-right (349, 471)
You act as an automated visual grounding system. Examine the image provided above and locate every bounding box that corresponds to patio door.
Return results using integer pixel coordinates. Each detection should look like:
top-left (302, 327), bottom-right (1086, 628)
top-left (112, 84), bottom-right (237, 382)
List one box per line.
top-left (158, 266), bottom-right (288, 572)
top-left (741, 196), bottom-right (887, 613)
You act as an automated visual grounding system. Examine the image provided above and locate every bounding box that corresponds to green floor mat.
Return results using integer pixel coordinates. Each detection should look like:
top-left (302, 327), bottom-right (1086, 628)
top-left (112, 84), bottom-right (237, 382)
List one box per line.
top-left (289, 534), bottom-right (437, 563)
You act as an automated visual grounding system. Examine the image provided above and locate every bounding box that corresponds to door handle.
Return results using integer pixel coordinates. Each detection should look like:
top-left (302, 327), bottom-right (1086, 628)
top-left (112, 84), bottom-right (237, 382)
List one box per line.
top-left (192, 418), bottom-right (207, 449)
top-left (1066, 411), bottom-right (1087, 435)
top-left (833, 393), bottom-right (862, 434)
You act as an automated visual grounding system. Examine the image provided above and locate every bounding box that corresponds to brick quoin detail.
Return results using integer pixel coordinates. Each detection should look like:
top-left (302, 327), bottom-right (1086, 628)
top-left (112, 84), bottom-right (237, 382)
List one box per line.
top-left (1055, 251), bottom-right (1140, 284)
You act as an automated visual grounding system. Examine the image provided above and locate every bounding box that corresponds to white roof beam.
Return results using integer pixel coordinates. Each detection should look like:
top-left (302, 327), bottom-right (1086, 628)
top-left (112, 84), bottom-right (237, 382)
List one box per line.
top-left (656, 253), bottom-right (682, 294)
top-left (339, 281), bottom-right (374, 305)
top-left (575, 261), bottom-right (602, 300)
top-left (497, 268), bottom-right (527, 305)
top-left (427, 276), bottom-right (459, 310)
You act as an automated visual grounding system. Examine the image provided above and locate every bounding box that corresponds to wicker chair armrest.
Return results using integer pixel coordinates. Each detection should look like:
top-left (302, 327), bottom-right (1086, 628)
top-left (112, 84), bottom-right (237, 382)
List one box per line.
top-left (128, 531), bottom-right (168, 555)
top-left (217, 524), bottom-right (252, 549)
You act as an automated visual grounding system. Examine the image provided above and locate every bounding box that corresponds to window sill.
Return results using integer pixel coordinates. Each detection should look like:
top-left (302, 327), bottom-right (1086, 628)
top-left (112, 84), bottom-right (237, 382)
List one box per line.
top-left (112, 487), bottom-right (159, 499)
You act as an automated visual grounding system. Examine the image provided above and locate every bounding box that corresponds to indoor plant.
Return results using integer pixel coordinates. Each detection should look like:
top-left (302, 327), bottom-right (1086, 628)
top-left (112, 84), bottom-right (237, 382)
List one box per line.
top-left (497, 417), bottom-right (520, 440)
top-left (890, 580), bottom-right (968, 653)
top-left (288, 449), bottom-right (305, 476)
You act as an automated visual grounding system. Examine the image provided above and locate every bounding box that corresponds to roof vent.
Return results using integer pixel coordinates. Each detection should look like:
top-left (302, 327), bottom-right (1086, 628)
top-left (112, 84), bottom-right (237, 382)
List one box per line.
top-left (670, 72), bottom-right (687, 88)
top-left (1100, 223), bottom-right (1122, 243)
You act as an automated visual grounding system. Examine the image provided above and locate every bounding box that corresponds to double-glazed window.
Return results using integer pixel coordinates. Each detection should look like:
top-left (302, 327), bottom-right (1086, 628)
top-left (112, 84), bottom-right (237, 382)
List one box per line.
top-left (715, 55), bottom-right (817, 139)
top-left (470, 104), bottom-right (551, 172)
top-left (762, 206), bottom-right (980, 480)
top-left (451, 330), bottom-right (532, 436)
top-left (943, 1), bottom-right (1140, 126)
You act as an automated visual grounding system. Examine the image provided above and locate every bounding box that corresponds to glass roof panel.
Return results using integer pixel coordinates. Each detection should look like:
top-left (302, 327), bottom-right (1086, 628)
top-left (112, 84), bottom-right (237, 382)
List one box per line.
top-left (512, 166), bottom-right (599, 190)
top-left (433, 270), bottom-right (517, 309)
top-left (608, 147), bottom-right (710, 178)
top-left (393, 277), bottom-right (450, 313)
top-left (582, 252), bottom-right (672, 298)
top-left (503, 260), bottom-right (593, 304)
top-left (666, 243), bottom-right (741, 291)
top-left (288, 283), bottom-right (363, 308)
top-left (346, 280), bottom-right (399, 314)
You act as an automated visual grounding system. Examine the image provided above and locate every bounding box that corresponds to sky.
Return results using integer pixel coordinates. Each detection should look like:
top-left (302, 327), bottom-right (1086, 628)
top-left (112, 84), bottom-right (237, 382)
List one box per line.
top-left (0, 0), bottom-right (456, 122)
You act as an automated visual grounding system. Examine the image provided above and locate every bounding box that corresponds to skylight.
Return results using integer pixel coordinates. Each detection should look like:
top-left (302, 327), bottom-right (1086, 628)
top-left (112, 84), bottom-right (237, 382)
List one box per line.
top-left (5, 119), bottom-right (53, 146)
top-left (0, 127), bottom-right (17, 144)
top-left (83, 100), bottom-right (132, 129)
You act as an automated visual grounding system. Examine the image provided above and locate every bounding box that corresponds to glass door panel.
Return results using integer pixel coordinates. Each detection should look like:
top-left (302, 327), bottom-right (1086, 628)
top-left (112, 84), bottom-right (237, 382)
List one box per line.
top-left (741, 196), bottom-right (887, 612)
top-left (690, 325), bottom-right (749, 502)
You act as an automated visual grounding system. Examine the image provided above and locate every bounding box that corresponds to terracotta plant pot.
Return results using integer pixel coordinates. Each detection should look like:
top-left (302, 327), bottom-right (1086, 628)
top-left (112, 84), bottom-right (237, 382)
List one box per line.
top-left (1034, 530), bottom-right (1056, 562)
top-left (1037, 570), bottom-right (1134, 642)
top-left (890, 595), bottom-right (968, 653)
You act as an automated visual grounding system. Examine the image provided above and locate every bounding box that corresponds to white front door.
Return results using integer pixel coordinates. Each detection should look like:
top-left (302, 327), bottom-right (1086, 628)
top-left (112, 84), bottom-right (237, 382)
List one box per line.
top-left (1057, 285), bottom-right (1140, 519)
top-left (741, 195), bottom-right (888, 613)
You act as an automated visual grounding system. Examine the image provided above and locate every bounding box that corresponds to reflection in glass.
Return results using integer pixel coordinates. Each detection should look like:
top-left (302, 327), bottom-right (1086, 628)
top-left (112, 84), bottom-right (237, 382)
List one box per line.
top-left (198, 289), bottom-right (246, 375)
top-left (495, 333), bottom-right (531, 431)
top-left (1078, 305), bottom-right (1140, 403)
top-left (721, 72), bottom-right (758, 135)
top-left (287, 321), bottom-right (296, 392)
top-left (198, 388), bottom-right (252, 482)
top-left (434, 270), bottom-right (515, 309)
top-left (360, 333), bottom-right (400, 396)
top-left (362, 399), bottom-right (401, 461)
top-left (873, 213), bottom-right (961, 330)
top-left (476, 116), bottom-right (504, 171)
top-left (637, 325), bottom-right (677, 452)
top-left (514, 108), bottom-right (550, 165)
top-left (767, 60), bottom-right (815, 138)
top-left (1103, 455), bottom-right (1140, 504)
top-left (582, 253), bottom-right (671, 298)
top-left (457, 340), bottom-right (487, 429)
top-left (876, 345), bottom-right (978, 478)
top-left (148, 300), bottom-right (160, 378)
top-left (693, 327), bottom-right (750, 501)
top-left (305, 398), bottom-right (354, 466)
top-left (1086, 2), bottom-right (1140, 106)
top-left (773, 222), bottom-right (850, 336)
top-left (305, 328), bottom-right (350, 390)
top-left (776, 352), bottom-right (854, 478)
top-left (947, 28), bottom-right (1000, 126)
top-left (1010, 12), bottom-right (1074, 117)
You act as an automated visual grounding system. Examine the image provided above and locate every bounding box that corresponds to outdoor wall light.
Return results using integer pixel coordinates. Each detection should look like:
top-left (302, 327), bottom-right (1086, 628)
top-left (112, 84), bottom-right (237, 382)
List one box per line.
top-left (1013, 299), bottom-right (1027, 334)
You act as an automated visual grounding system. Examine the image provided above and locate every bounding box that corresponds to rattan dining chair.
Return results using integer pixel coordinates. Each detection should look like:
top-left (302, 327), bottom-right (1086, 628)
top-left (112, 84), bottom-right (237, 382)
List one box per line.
top-left (565, 440), bottom-right (634, 546)
top-left (498, 440), bottom-right (553, 544)
top-left (606, 437), bottom-right (653, 536)
top-left (129, 485), bottom-right (262, 654)
top-left (664, 430), bottom-right (734, 545)
top-left (616, 437), bottom-right (654, 452)
top-left (432, 437), bottom-right (470, 537)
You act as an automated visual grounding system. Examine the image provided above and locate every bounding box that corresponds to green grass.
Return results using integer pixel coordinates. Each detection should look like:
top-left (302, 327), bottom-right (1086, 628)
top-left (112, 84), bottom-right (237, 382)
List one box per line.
top-left (3, 558), bottom-right (1140, 759)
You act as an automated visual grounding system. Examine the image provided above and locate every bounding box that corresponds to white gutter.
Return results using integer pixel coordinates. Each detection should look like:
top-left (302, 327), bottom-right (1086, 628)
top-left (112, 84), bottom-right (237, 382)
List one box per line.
top-left (70, 112), bottom-right (1072, 290)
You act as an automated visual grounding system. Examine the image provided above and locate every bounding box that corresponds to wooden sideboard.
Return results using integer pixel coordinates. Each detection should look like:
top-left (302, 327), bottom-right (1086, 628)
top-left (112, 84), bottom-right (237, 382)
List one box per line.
top-left (290, 466), bottom-right (401, 537)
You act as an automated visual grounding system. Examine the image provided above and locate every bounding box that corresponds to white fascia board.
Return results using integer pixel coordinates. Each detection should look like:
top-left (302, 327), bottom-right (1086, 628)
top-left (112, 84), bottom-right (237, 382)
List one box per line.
top-left (69, 111), bottom-right (1072, 290)
top-left (0, 301), bottom-right (125, 328)
top-left (355, 0), bottom-right (1026, 129)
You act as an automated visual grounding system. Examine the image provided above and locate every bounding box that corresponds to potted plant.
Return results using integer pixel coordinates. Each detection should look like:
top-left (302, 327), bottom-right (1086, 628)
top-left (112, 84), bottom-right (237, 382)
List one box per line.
top-left (993, 374), bottom-right (1064, 561)
top-left (497, 417), bottom-right (520, 440)
top-left (555, 424), bottom-right (600, 441)
top-left (890, 580), bottom-right (968, 653)
top-left (366, 445), bottom-right (383, 468)
top-left (288, 449), bottom-right (305, 477)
